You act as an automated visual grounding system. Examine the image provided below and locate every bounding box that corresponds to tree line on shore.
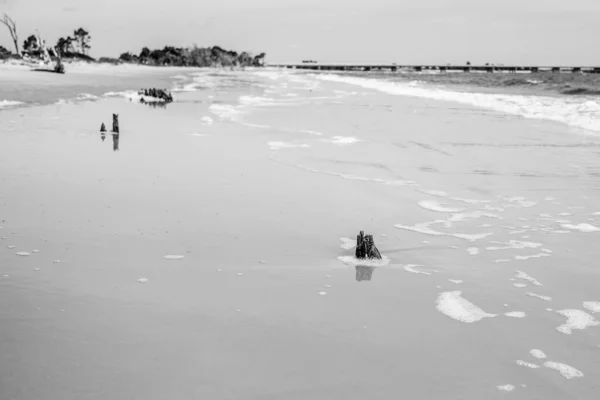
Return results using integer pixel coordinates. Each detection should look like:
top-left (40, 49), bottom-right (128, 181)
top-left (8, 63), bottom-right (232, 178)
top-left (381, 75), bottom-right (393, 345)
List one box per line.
top-left (1, 13), bottom-right (266, 68)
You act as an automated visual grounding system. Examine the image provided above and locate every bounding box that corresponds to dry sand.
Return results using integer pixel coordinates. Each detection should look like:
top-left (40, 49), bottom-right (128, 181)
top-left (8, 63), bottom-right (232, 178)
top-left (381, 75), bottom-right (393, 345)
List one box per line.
top-left (1, 65), bottom-right (600, 399)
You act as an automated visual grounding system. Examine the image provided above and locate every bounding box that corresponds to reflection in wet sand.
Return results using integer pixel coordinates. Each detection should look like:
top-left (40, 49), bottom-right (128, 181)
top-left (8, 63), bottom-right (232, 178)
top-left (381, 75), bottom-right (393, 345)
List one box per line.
top-left (112, 133), bottom-right (119, 152)
top-left (355, 265), bottom-right (375, 282)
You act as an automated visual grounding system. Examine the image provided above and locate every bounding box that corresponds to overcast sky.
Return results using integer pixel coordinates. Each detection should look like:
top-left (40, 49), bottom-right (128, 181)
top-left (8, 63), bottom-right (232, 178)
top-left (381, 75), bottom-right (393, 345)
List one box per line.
top-left (1, 0), bottom-right (599, 65)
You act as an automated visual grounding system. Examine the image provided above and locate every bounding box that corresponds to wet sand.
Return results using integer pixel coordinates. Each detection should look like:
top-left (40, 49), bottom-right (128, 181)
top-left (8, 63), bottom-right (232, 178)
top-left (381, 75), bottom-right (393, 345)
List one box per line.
top-left (1, 68), bottom-right (600, 399)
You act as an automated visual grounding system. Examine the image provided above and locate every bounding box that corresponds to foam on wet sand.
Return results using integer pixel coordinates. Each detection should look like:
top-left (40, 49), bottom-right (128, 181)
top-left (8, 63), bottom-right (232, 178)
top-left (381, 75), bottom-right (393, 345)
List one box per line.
top-left (435, 291), bottom-right (496, 323)
top-left (555, 309), bottom-right (599, 334)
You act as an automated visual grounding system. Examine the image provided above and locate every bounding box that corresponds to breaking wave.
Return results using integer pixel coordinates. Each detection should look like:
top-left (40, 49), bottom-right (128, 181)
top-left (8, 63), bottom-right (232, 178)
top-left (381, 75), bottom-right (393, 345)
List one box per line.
top-left (316, 74), bottom-right (600, 134)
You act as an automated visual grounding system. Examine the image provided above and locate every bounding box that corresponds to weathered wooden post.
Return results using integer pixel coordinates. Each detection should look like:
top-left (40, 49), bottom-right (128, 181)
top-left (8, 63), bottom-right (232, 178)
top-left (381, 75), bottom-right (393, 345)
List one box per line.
top-left (112, 114), bottom-right (119, 134)
top-left (355, 231), bottom-right (382, 260)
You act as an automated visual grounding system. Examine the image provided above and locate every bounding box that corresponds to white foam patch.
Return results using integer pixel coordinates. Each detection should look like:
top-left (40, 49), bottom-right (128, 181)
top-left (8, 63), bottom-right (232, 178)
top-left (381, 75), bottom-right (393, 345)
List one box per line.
top-left (543, 361), bottom-right (584, 379)
top-left (403, 264), bottom-right (431, 276)
top-left (583, 301), bottom-right (600, 313)
top-left (555, 309), bottom-right (599, 334)
top-left (517, 360), bottom-right (540, 369)
top-left (561, 223), bottom-right (600, 232)
top-left (448, 279), bottom-right (463, 284)
top-left (137, 278), bottom-right (148, 283)
top-left (435, 291), bottom-right (496, 323)
top-left (486, 240), bottom-right (543, 251)
top-left (299, 129), bottom-right (323, 136)
top-left (318, 291), bottom-right (328, 296)
top-left (504, 311), bottom-right (526, 318)
top-left (494, 259), bottom-right (510, 263)
top-left (268, 141), bottom-right (310, 150)
top-left (16, 252), bottom-right (31, 256)
top-left (448, 211), bottom-right (501, 223)
top-left (209, 104), bottom-right (243, 120)
top-left (418, 201), bottom-right (466, 213)
top-left (239, 95), bottom-right (277, 106)
top-left (201, 116), bottom-right (214, 125)
top-left (0, 99), bottom-right (24, 109)
top-left (323, 136), bottom-right (362, 145)
top-left (467, 247), bottom-right (480, 256)
top-left (516, 271), bottom-right (542, 286)
top-left (339, 237), bottom-right (355, 250)
top-left (164, 255), bottom-right (185, 260)
top-left (558, 213), bottom-right (572, 217)
top-left (526, 292), bottom-right (552, 301)
top-left (497, 385), bottom-right (515, 392)
top-left (395, 221), bottom-right (492, 242)
top-left (515, 253), bottom-right (550, 260)
top-left (504, 197), bottom-right (538, 208)
top-left (420, 189), bottom-right (448, 197)
top-left (541, 248), bottom-right (552, 253)
top-left (7, 245), bottom-right (16, 249)
top-left (337, 255), bottom-right (391, 267)
top-left (188, 133), bottom-right (207, 137)
top-left (530, 349), bottom-right (547, 359)
top-left (513, 283), bottom-right (527, 288)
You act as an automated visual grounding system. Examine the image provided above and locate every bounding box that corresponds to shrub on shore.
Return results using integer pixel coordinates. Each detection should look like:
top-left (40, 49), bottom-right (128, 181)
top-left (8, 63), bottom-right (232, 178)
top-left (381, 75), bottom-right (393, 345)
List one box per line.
top-left (118, 45), bottom-right (266, 67)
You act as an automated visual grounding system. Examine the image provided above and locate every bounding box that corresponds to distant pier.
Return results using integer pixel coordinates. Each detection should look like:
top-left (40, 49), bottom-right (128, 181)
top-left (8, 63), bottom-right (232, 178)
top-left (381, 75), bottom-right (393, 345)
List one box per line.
top-left (267, 63), bottom-right (600, 74)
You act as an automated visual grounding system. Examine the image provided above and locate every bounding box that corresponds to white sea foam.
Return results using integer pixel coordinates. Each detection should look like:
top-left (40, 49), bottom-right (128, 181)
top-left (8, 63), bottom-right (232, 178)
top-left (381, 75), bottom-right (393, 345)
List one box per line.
top-left (164, 255), bottom-right (185, 260)
top-left (543, 361), bottom-right (584, 379)
top-left (337, 255), bottom-right (391, 267)
top-left (137, 278), bottom-right (149, 283)
top-left (339, 237), bottom-right (356, 250)
top-left (201, 116), bottom-right (214, 125)
top-left (403, 264), bottom-right (431, 276)
top-left (16, 252), bottom-right (31, 256)
top-left (494, 259), bottom-right (510, 263)
top-left (448, 279), bottom-right (463, 284)
top-left (516, 360), bottom-right (540, 369)
top-left (75, 93), bottom-right (99, 101)
top-left (516, 271), bottom-right (542, 286)
top-left (583, 301), bottom-right (600, 313)
top-left (268, 142), bottom-right (310, 150)
top-left (209, 104), bottom-right (243, 120)
top-left (530, 349), bottom-right (547, 359)
top-left (299, 129), bottom-right (323, 136)
top-left (420, 189), bottom-right (448, 197)
top-left (504, 311), bottom-right (526, 318)
top-left (514, 253), bottom-right (549, 260)
top-left (239, 95), bottom-right (277, 106)
top-left (496, 385), bottom-right (515, 392)
top-left (322, 136), bottom-right (362, 145)
top-left (561, 223), bottom-right (600, 232)
top-left (555, 309), bottom-right (599, 334)
top-left (395, 221), bottom-right (492, 242)
top-left (526, 292), bottom-right (552, 301)
top-left (513, 283), bottom-right (527, 288)
top-left (435, 291), bottom-right (496, 323)
top-left (418, 200), bottom-right (466, 213)
top-left (0, 99), bottom-right (25, 109)
top-left (486, 240), bottom-right (543, 251)
top-left (467, 247), bottom-right (479, 256)
top-left (448, 211), bottom-right (500, 223)
top-left (316, 74), bottom-right (600, 134)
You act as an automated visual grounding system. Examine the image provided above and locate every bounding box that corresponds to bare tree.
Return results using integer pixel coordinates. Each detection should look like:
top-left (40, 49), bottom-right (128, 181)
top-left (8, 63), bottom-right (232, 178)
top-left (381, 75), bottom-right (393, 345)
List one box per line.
top-left (1, 13), bottom-right (20, 56)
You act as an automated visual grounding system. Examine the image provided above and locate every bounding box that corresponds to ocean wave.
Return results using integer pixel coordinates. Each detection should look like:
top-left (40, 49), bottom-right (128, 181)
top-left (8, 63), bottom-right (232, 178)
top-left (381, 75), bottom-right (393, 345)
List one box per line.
top-left (316, 74), bottom-right (600, 134)
top-left (0, 99), bottom-right (24, 109)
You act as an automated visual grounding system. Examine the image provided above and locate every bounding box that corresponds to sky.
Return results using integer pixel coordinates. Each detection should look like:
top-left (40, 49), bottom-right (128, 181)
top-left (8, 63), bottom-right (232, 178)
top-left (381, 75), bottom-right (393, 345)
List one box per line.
top-left (1, 0), bottom-right (600, 65)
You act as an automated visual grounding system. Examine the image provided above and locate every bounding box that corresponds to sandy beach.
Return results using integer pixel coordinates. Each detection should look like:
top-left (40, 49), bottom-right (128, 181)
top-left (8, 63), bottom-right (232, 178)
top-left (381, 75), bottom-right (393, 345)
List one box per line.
top-left (1, 63), bottom-right (600, 399)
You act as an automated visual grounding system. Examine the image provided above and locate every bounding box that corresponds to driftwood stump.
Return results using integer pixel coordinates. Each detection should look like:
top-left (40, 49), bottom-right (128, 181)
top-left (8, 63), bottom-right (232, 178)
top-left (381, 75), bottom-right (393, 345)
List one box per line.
top-left (355, 231), bottom-right (382, 260)
top-left (139, 88), bottom-right (173, 103)
top-left (100, 122), bottom-right (106, 132)
top-left (112, 114), bottom-right (119, 134)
